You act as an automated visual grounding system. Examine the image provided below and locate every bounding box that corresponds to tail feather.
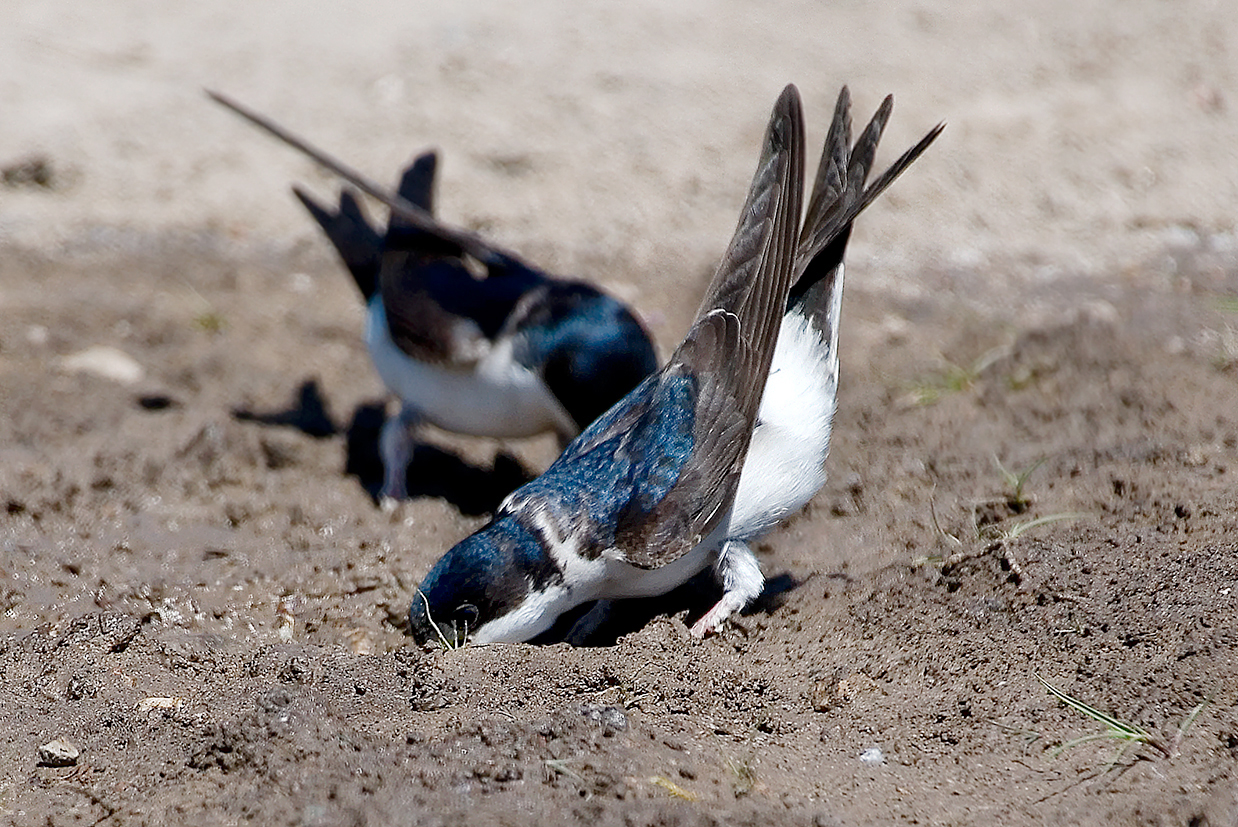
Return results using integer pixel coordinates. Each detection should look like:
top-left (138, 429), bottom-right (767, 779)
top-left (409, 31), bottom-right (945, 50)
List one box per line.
top-left (293, 185), bottom-right (383, 299)
top-left (801, 85), bottom-right (852, 241)
top-left (845, 95), bottom-right (894, 200)
top-left (397, 151), bottom-right (437, 213)
top-left (789, 89), bottom-right (943, 320)
top-left (386, 151), bottom-right (464, 258)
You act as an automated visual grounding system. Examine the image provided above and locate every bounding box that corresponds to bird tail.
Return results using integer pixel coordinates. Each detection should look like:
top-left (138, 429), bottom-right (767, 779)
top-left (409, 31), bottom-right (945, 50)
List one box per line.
top-left (293, 148), bottom-right (451, 298)
top-left (293, 186), bottom-right (383, 299)
top-left (394, 151), bottom-right (437, 214)
top-left (789, 87), bottom-right (944, 331)
top-left (384, 151), bottom-right (466, 261)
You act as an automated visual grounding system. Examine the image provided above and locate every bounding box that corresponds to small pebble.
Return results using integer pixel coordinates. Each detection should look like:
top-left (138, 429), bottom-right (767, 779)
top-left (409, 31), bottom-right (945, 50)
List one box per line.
top-left (580, 704), bottom-right (628, 733)
top-left (2, 154), bottom-right (56, 189)
top-left (137, 697), bottom-right (184, 713)
top-left (26, 325), bottom-right (49, 346)
top-left (859, 746), bottom-right (885, 765)
top-left (58, 346), bottom-right (145, 384)
top-left (38, 738), bottom-right (79, 767)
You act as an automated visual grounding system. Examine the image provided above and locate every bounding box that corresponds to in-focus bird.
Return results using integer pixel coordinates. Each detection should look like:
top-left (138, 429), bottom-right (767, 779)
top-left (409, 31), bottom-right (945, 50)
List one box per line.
top-left (694, 87), bottom-right (944, 633)
top-left (408, 85), bottom-right (942, 645)
top-left (208, 91), bottom-right (659, 506)
top-left (408, 84), bottom-right (804, 645)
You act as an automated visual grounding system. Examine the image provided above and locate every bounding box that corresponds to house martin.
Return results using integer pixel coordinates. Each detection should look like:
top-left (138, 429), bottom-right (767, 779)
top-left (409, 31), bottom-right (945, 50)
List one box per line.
top-left (208, 91), bottom-right (658, 506)
top-left (408, 84), bottom-right (808, 645)
top-left (408, 85), bottom-right (942, 644)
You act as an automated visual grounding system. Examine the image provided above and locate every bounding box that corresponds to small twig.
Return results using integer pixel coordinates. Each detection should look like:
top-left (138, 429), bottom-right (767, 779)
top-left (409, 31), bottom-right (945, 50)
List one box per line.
top-left (650, 775), bottom-right (699, 801)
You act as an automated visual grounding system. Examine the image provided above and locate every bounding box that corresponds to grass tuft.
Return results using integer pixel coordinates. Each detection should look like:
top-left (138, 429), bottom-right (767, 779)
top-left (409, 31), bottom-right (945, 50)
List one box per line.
top-left (725, 755), bottom-right (758, 798)
top-left (1201, 324), bottom-right (1238, 371)
top-left (1036, 674), bottom-right (1172, 765)
top-left (194, 310), bottom-right (226, 333)
top-left (994, 456), bottom-right (1046, 511)
top-left (904, 346), bottom-right (1008, 405)
top-left (984, 512), bottom-right (1086, 543)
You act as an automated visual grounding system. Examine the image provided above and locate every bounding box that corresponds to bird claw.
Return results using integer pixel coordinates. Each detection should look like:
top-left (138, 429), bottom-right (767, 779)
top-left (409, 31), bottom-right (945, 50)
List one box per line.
top-left (689, 598), bottom-right (738, 638)
top-left (690, 539), bottom-right (764, 638)
top-left (688, 620), bottom-right (714, 639)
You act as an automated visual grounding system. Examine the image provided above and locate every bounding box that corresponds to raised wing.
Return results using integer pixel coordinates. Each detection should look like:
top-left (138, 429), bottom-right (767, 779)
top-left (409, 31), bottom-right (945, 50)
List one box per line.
top-left (377, 150), bottom-right (545, 364)
top-left (207, 89), bottom-right (527, 272)
top-left (533, 85), bottom-right (806, 567)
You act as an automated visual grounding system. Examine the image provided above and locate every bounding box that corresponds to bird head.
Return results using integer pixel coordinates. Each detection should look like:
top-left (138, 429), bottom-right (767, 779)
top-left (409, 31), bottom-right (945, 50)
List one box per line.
top-left (408, 516), bottom-right (566, 647)
top-left (518, 284), bottom-right (659, 431)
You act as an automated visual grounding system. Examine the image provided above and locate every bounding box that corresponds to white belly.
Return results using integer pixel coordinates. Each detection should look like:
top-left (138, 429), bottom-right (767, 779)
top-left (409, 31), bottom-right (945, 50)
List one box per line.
top-left (526, 501), bottom-right (720, 602)
top-left (729, 309), bottom-right (837, 540)
top-left (596, 541), bottom-right (715, 599)
top-left (364, 296), bottom-right (576, 439)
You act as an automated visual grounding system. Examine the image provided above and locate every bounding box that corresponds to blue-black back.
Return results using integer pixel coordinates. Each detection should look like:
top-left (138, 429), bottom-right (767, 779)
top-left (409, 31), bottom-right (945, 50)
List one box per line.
top-left (515, 282), bottom-right (659, 430)
top-left (504, 370), bottom-right (697, 560)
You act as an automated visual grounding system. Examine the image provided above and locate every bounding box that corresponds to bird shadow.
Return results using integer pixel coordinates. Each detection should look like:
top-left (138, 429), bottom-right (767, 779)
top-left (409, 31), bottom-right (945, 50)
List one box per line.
top-left (341, 402), bottom-right (535, 517)
top-left (232, 378), bottom-right (535, 517)
top-left (233, 378), bottom-right (338, 438)
top-left (532, 569), bottom-right (805, 647)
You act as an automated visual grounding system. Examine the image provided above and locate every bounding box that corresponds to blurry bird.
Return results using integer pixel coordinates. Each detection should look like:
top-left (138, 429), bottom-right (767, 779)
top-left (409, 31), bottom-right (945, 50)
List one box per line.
top-left (408, 85), bottom-right (942, 645)
top-left (208, 91), bottom-right (658, 506)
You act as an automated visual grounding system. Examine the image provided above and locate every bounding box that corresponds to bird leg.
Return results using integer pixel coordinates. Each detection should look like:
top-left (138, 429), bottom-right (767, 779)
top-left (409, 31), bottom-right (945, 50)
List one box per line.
top-left (690, 539), bottom-right (765, 637)
top-left (378, 404), bottom-right (421, 509)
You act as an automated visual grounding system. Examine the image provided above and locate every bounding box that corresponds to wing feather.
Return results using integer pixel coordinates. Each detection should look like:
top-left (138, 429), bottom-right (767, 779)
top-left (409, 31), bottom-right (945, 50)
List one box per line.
top-left (207, 89), bottom-right (528, 271)
top-left (613, 85), bottom-right (806, 567)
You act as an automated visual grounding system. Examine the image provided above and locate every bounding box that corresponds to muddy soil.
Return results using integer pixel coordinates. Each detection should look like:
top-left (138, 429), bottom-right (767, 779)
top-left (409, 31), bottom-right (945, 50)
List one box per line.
top-left (2, 228), bottom-right (1238, 825)
top-left (5, 1), bottom-right (1238, 820)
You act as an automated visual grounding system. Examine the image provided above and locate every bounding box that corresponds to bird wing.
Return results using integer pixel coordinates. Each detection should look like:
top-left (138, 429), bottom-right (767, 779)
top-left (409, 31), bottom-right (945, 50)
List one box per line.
top-left (294, 163), bottom-right (514, 366)
top-left (547, 85), bottom-right (806, 568)
top-left (377, 151), bottom-right (546, 364)
top-left (207, 89), bottom-right (531, 272)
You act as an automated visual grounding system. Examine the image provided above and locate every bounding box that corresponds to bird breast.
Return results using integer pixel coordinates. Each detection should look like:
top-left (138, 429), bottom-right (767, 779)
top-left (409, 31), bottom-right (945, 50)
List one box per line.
top-left (364, 296), bottom-right (576, 438)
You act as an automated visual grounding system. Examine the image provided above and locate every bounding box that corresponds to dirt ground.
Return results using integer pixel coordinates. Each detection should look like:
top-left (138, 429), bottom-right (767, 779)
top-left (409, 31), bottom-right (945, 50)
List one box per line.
top-left (4, 2), bottom-right (1238, 825)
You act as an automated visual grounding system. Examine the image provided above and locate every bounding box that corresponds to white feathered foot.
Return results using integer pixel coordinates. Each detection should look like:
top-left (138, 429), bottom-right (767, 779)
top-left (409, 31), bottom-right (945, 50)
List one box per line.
top-left (690, 539), bottom-right (765, 637)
